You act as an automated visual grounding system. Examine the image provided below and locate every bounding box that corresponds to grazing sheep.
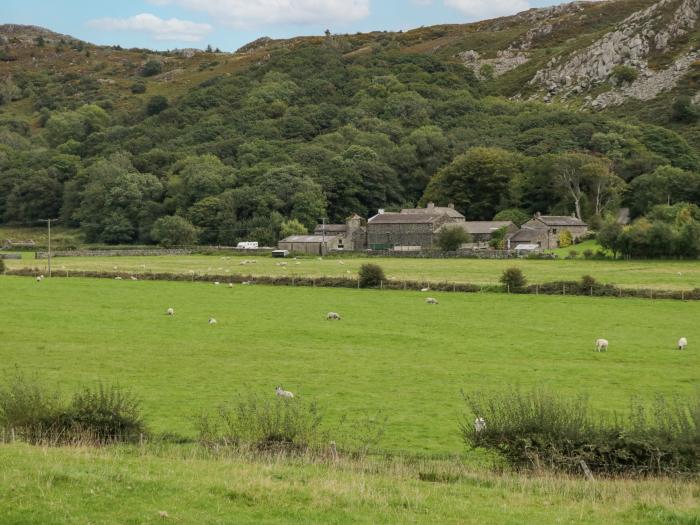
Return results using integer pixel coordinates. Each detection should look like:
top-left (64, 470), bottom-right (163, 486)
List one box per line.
top-left (214, 281), bottom-right (220, 286)
top-left (678, 337), bottom-right (688, 350)
top-left (166, 308), bottom-right (175, 316)
top-left (474, 417), bottom-right (486, 432)
top-left (426, 297), bottom-right (439, 305)
top-left (326, 312), bottom-right (341, 320)
top-left (114, 276), bottom-right (122, 280)
top-left (338, 260), bottom-right (345, 265)
top-left (275, 386), bottom-right (294, 399)
top-left (242, 281), bottom-right (251, 285)
top-left (208, 318), bottom-right (217, 325)
top-left (595, 338), bottom-right (608, 352)
top-left (36, 275), bottom-right (43, 282)
top-left (228, 283), bottom-right (234, 288)
top-left (130, 276), bottom-right (138, 281)
top-left (420, 287), bottom-right (430, 292)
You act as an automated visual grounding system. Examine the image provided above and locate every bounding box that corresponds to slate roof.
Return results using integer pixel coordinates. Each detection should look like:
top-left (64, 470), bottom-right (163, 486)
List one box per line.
top-left (400, 206), bottom-right (465, 219)
top-left (368, 213), bottom-right (441, 224)
top-left (535, 215), bottom-right (587, 227)
top-left (280, 235), bottom-right (338, 243)
top-left (439, 221), bottom-right (514, 235)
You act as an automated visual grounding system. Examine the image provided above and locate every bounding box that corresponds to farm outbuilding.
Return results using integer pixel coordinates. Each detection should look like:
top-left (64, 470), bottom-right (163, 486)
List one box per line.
top-left (510, 213), bottom-right (588, 249)
top-left (278, 235), bottom-right (343, 255)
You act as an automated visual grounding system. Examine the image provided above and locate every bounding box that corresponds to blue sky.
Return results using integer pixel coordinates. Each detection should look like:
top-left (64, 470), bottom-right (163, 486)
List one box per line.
top-left (3, 0), bottom-right (569, 52)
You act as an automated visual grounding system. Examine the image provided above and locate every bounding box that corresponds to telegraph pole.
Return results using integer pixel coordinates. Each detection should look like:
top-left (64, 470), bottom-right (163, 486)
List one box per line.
top-left (39, 218), bottom-right (58, 277)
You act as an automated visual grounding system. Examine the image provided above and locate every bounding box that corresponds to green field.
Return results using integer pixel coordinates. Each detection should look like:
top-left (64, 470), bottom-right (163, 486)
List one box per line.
top-left (7, 252), bottom-right (700, 290)
top-left (2, 275), bottom-right (698, 454)
top-left (2, 444), bottom-right (698, 525)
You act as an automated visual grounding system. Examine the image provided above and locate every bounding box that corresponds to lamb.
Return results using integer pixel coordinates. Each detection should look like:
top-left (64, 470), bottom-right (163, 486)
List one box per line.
top-left (595, 338), bottom-right (608, 352)
top-left (275, 386), bottom-right (294, 399)
top-left (678, 337), bottom-right (688, 350)
top-left (426, 297), bottom-right (439, 305)
top-left (208, 318), bottom-right (217, 325)
top-left (474, 417), bottom-right (486, 432)
top-left (326, 312), bottom-right (341, 320)
top-left (166, 308), bottom-right (175, 316)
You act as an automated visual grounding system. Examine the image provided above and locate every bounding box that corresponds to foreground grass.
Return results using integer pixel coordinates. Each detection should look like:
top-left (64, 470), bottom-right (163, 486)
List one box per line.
top-left (7, 252), bottom-right (700, 290)
top-left (1, 276), bottom-right (699, 454)
top-left (0, 444), bottom-right (698, 525)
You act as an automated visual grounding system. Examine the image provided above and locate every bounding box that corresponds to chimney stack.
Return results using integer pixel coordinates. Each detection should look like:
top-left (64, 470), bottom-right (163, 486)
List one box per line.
top-left (427, 202), bottom-right (435, 210)
top-left (448, 203), bottom-right (455, 209)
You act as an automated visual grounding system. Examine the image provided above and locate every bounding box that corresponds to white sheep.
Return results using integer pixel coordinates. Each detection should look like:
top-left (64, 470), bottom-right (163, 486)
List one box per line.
top-left (678, 337), bottom-right (688, 350)
top-left (275, 386), bottom-right (294, 399)
top-left (166, 308), bottom-right (175, 316)
top-left (426, 297), bottom-right (439, 305)
top-left (420, 287), bottom-right (430, 292)
top-left (474, 417), bottom-right (486, 432)
top-left (130, 276), bottom-right (138, 281)
top-left (208, 318), bottom-right (217, 325)
top-left (214, 281), bottom-right (220, 286)
top-left (228, 283), bottom-right (234, 288)
top-left (36, 275), bottom-right (43, 282)
top-left (326, 312), bottom-right (341, 320)
top-left (114, 276), bottom-right (123, 280)
top-left (595, 338), bottom-right (608, 352)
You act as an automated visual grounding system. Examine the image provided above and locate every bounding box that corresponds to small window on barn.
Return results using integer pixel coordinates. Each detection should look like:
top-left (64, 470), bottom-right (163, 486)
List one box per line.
top-left (552, 228), bottom-right (558, 234)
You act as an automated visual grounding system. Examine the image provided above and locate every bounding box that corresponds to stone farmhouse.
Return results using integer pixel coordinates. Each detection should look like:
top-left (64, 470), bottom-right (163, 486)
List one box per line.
top-left (510, 213), bottom-right (588, 249)
top-left (436, 221), bottom-right (518, 247)
top-left (366, 203), bottom-right (465, 250)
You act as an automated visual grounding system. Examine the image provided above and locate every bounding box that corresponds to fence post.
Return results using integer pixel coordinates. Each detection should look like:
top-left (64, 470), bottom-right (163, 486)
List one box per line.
top-left (650, 289), bottom-right (653, 300)
top-left (563, 284), bottom-right (566, 296)
top-left (313, 278), bottom-right (315, 288)
top-left (507, 284), bottom-right (510, 294)
top-left (357, 278), bottom-right (360, 289)
top-left (590, 286), bottom-right (593, 297)
top-left (681, 290), bottom-right (685, 301)
top-left (380, 280), bottom-right (383, 290)
top-left (536, 284), bottom-right (539, 295)
top-left (139, 433), bottom-right (144, 448)
top-left (11, 428), bottom-right (15, 443)
top-left (619, 287), bottom-right (622, 297)
top-left (579, 459), bottom-right (595, 482)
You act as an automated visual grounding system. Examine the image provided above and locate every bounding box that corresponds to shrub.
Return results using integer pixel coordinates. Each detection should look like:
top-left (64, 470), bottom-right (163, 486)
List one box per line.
top-left (462, 388), bottom-right (700, 475)
top-left (611, 64), bottom-right (638, 84)
top-left (67, 384), bottom-right (146, 441)
top-left (0, 372), bottom-right (146, 443)
top-left (130, 82), bottom-right (146, 94)
top-left (0, 258), bottom-right (4, 273)
top-left (197, 394), bottom-right (324, 453)
top-left (582, 249), bottom-right (594, 259)
top-left (580, 274), bottom-right (597, 289)
top-left (566, 250), bottom-right (578, 259)
top-left (359, 263), bottom-right (386, 288)
top-left (671, 96), bottom-right (699, 123)
top-left (146, 95), bottom-right (168, 116)
top-left (141, 60), bottom-right (163, 77)
top-left (500, 267), bottom-right (526, 292)
top-left (558, 229), bottom-right (573, 248)
top-left (437, 226), bottom-right (471, 251)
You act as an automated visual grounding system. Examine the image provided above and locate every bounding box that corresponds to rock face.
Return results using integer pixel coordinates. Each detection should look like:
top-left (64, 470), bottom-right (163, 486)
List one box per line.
top-left (459, 49), bottom-right (530, 78)
top-left (528, 0), bottom-right (700, 107)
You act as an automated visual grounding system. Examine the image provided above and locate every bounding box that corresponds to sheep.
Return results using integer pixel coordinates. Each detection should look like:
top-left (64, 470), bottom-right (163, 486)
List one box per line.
top-left (326, 312), bottom-right (341, 320)
top-left (678, 337), bottom-right (688, 350)
top-left (214, 281), bottom-right (220, 286)
top-left (228, 283), bottom-right (234, 288)
top-left (208, 318), bottom-right (217, 325)
top-left (166, 308), bottom-right (175, 316)
top-left (275, 386), bottom-right (294, 399)
top-left (420, 287), bottom-right (430, 292)
top-left (426, 297), bottom-right (439, 305)
top-left (474, 417), bottom-right (486, 433)
top-left (338, 260), bottom-right (345, 265)
top-left (36, 275), bottom-right (44, 282)
top-left (130, 276), bottom-right (138, 281)
top-left (114, 276), bottom-right (123, 280)
top-left (242, 281), bottom-right (251, 285)
top-left (595, 338), bottom-right (608, 352)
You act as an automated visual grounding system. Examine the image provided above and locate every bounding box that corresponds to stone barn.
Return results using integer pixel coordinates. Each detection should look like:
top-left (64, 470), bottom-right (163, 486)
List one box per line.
top-left (278, 235), bottom-right (343, 255)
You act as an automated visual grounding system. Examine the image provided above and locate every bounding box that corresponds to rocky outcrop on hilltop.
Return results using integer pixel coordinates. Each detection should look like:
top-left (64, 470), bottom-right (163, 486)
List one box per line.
top-left (529, 0), bottom-right (700, 106)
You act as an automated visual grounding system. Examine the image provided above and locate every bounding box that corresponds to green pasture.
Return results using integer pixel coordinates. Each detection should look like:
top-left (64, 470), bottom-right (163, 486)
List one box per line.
top-left (1, 276), bottom-right (698, 454)
top-left (6, 252), bottom-right (700, 290)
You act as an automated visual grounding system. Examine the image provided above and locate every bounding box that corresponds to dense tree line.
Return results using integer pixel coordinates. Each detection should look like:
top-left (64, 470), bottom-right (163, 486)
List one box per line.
top-left (1, 42), bottom-right (699, 251)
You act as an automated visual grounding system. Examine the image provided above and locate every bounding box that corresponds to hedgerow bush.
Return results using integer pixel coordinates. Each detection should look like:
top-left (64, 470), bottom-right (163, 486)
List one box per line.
top-left (0, 372), bottom-right (146, 444)
top-left (500, 267), bottom-right (526, 292)
top-left (359, 263), bottom-right (386, 288)
top-left (462, 388), bottom-right (700, 475)
top-left (197, 394), bottom-right (325, 453)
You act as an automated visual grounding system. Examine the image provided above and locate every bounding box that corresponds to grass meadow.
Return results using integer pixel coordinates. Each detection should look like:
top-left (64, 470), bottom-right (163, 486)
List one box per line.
top-left (1, 276), bottom-right (698, 453)
top-left (7, 252), bottom-right (700, 290)
top-left (1, 275), bottom-right (699, 524)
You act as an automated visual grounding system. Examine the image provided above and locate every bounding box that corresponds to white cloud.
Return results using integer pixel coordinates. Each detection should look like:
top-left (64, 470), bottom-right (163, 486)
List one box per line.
top-left (152, 0), bottom-right (370, 27)
top-left (444, 0), bottom-right (530, 19)
top-left (87, 13), bottom-right (213, 42)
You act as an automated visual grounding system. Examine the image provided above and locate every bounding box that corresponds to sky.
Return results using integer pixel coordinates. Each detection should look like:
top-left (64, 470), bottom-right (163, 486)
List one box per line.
top-left (3, 0), bottom-right (570, 52)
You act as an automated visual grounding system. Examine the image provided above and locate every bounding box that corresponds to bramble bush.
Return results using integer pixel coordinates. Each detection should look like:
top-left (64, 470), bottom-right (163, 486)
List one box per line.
top-left (461, 388), bottom-right (700, 475)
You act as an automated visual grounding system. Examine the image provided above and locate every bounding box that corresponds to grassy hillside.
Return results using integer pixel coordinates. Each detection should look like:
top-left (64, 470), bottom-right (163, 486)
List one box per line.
top-left (1, 276), bottom-right (698, 453)
top-left (7, 252), bottom-right (700, 290)
top-left (1, 444), bottom-right (698, 525)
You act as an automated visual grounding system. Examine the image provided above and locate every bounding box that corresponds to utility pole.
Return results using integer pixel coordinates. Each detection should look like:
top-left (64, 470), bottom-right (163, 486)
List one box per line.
top-left (39, 218), bottom-right (58, 277)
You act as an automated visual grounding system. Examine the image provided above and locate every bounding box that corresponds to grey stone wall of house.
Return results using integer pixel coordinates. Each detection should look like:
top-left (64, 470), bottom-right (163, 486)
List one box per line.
top-left (346, 215), bottom-right (367, 251)
top-left (516, 220), bottom-right (588, 249)
top-left (367, 222), bottom-right (437, 250)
